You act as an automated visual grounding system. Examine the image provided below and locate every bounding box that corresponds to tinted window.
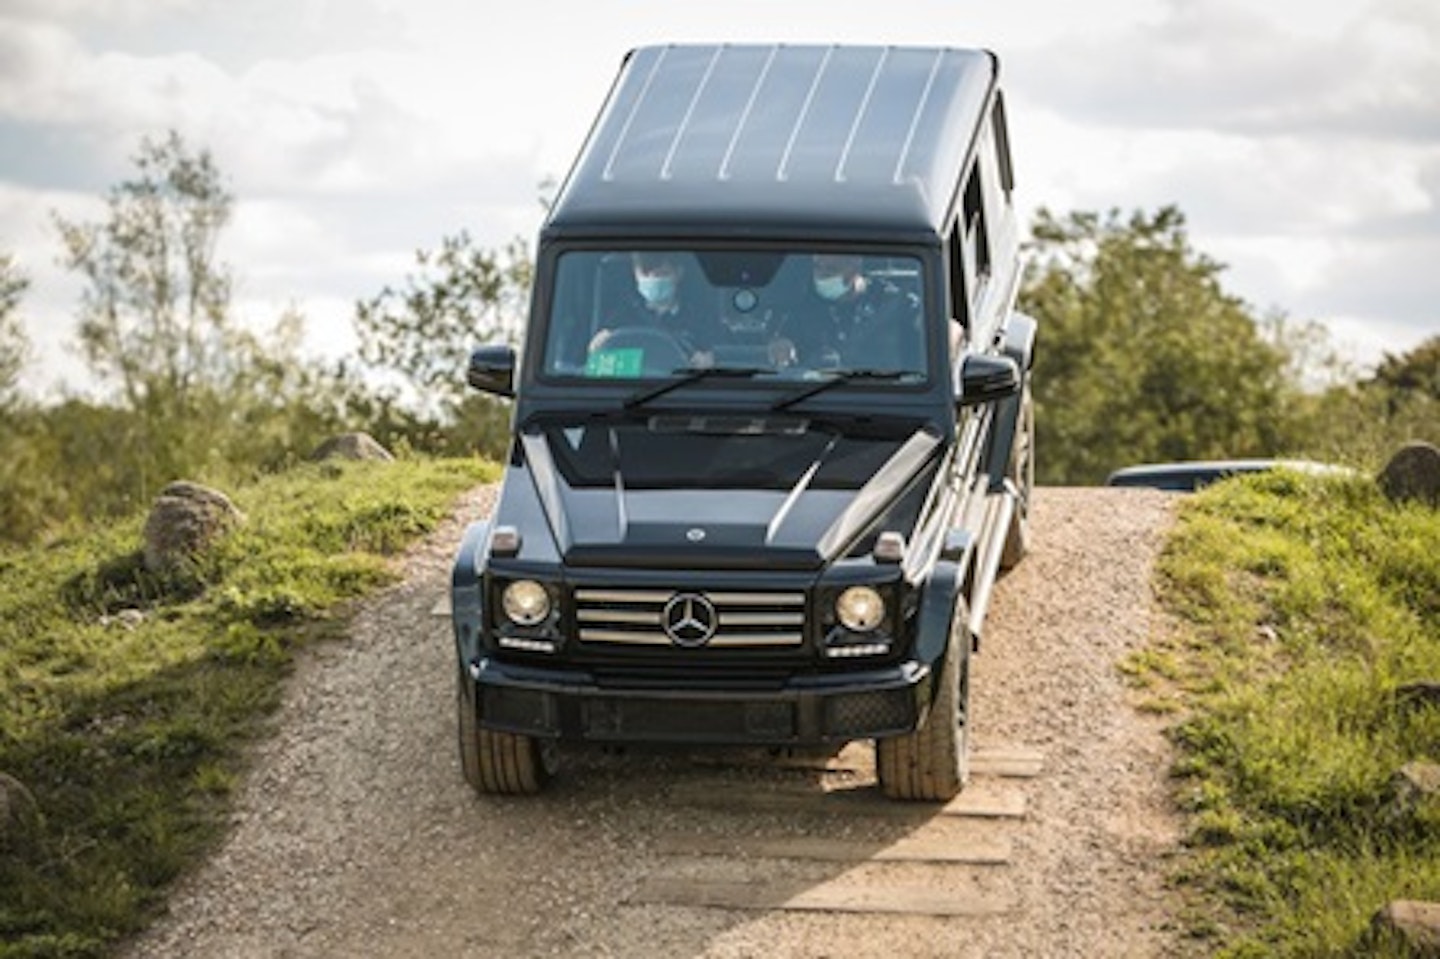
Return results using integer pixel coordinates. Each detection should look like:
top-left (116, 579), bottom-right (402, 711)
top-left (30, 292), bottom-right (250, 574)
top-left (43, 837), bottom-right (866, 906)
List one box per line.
top-left (540, 248), bottom-right (928, 382)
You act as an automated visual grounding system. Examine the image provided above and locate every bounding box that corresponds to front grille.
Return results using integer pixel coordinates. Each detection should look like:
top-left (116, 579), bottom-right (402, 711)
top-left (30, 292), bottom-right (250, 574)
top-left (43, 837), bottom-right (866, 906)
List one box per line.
top-left (574, 588), bottom-right (805, 648)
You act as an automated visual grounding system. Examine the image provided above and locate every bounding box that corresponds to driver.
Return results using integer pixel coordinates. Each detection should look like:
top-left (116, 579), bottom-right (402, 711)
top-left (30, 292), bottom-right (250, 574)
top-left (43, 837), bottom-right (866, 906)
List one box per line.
top-left (589, 252), bottom-right (720, 367)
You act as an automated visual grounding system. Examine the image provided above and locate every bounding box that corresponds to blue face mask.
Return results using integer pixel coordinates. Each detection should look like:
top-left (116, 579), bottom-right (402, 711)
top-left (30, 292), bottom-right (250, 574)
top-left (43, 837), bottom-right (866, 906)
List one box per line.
top-left (814, 274), bottom-right (849, 301)
top-left (637, 274), bottom-right (677, 306)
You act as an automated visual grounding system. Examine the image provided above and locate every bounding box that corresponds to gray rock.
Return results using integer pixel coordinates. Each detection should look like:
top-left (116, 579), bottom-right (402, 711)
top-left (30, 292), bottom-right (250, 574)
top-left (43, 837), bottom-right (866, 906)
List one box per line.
top-left (1378, 441), bottom-right (1440, 508)
top-left (309, 432), bottom-right (394, 463)
top-left (1392, 762), bottom-right (1440, 806)
top-left (142, 481), bottom-right (244, 574)
top-left (1370, 900), bottom-right (1440, 956)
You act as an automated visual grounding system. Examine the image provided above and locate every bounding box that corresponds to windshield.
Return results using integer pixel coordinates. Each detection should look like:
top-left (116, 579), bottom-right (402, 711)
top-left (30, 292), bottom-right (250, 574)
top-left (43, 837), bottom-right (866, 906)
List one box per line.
top-left (539, 247), bottom-right (928, 383)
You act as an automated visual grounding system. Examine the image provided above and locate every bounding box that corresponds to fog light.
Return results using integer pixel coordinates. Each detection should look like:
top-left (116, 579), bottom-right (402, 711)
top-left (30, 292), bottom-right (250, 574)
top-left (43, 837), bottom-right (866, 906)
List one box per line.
top-left (836, 586), bottom-right (885, 632)
top-left (502, 580), bottom-right (551, 626)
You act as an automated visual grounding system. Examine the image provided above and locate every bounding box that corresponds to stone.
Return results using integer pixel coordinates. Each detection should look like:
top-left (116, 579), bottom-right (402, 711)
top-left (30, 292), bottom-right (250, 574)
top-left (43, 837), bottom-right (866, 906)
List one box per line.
top-left (309, 432), bottom-right (394, 463)
top-left (1370, 900), bottom-right (1440, 956)
top-left (100, 608), bottom-right (145, 630)
top-left (1391, 762), bottom-right (1440, 806)
top-left (1378, 441), bottom-right (1440, 508)
top-left (142, 481), bottom-right (244, 573)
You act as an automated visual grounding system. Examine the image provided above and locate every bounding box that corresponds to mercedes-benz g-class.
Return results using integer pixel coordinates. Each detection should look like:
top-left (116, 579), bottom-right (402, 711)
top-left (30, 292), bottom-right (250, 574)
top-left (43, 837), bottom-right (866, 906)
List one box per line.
top-left (452, 43), bottom-right (1036, 801)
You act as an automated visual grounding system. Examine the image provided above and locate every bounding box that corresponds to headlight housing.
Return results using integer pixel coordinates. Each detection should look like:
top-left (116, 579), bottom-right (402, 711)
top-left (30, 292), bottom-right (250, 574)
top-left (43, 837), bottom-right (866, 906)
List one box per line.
top-left (501, 579), bottom-right (551, 626)
top-left (835, 585), bottom-right (885, 633)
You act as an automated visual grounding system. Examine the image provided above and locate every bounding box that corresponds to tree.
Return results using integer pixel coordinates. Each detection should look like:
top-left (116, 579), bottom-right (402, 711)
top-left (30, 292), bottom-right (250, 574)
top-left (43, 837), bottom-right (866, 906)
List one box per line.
top-left (0, 254), bottom-right (29, 409)
top-left (1369, 335), bottom-right (1440, 402)
top-left (1019, 207), bottom-right (1302, 484)
top-left (46, 132), bottom-right (366, 513)
top-left (55, 131), bottom-right (234, 415)
top-left (356, 231), bottom-right (532, 413)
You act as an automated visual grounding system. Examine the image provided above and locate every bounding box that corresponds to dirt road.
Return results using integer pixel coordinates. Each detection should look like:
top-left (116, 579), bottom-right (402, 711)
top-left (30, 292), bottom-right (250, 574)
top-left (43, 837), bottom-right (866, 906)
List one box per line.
top-left (123, 486), bottom-right (1183, 958)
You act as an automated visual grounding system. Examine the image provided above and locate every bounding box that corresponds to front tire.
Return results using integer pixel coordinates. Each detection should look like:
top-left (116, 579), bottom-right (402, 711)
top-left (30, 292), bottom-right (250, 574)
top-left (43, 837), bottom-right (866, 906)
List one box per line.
top-left (457, 670), bottom-right (555, 795)
top-left (875, 606), bottom-right (971, 801)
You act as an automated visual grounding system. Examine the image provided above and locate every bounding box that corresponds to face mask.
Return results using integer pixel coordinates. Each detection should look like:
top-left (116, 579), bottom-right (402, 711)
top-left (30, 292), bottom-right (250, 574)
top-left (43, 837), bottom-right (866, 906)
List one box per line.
top-left (637, 274), bottom-right (677, 306)
top-left (814, 274), bottom-right (849, 301)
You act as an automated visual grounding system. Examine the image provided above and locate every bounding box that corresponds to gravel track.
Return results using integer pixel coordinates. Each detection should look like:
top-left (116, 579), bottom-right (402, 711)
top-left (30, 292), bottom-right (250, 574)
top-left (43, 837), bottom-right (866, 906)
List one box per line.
top-left (122, 485), bottom-right (1183, 958)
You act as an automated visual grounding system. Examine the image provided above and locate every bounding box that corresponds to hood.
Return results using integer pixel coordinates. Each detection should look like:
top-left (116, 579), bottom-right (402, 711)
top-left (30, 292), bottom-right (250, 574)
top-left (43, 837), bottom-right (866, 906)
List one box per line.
top-left (513, 416), bottom-right (940, 570)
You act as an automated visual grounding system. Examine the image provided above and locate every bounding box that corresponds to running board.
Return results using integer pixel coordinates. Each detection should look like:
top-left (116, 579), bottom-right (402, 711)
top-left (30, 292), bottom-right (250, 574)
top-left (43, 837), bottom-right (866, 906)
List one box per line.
top-left (966, 482), bottom-right (1017, 651)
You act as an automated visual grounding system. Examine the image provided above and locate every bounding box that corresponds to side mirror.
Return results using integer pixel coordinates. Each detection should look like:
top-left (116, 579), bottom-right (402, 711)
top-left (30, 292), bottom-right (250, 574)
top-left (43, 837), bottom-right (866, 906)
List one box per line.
top-left (467, 345), bottom-right (517, 398)
top-left (957, 353), bottom-right (1020, 407)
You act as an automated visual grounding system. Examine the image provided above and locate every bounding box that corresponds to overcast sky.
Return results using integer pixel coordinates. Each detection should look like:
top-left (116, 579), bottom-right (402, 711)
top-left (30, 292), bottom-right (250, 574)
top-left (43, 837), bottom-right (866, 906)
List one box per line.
top-left (2, 0), bottom-right (1436, 395)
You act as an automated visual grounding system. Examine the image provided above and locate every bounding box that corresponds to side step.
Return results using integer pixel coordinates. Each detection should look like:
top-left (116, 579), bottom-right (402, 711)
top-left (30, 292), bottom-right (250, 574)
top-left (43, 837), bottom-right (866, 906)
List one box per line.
top-left (965, 482), bottom-right (1017, 650)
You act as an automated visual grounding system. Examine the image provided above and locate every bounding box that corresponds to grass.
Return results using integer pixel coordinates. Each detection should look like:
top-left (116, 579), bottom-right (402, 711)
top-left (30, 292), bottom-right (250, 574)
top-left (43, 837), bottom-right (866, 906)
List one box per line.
top-left (1137, 469), bottom-right (1440, 957)
top-left (0, 456), bottom-right (495, 958)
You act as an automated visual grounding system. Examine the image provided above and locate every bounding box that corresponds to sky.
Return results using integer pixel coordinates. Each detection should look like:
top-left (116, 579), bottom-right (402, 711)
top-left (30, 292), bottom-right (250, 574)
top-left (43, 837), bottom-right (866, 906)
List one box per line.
top-left (1, 0), bottom-right (1437, 396)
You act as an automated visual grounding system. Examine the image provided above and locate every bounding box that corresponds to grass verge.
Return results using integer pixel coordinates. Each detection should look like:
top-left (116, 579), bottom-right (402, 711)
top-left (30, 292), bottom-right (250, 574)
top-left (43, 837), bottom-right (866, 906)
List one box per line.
top-left (0, 457), bottom-right (495, 958)
top-left (1136, 469), bottom-right (1440, 957)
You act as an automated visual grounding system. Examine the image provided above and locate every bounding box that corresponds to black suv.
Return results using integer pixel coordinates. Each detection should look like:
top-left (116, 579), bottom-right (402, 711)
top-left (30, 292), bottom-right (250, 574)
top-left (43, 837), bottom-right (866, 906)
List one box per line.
top-left (453, 44), bottom-right (1036, 801)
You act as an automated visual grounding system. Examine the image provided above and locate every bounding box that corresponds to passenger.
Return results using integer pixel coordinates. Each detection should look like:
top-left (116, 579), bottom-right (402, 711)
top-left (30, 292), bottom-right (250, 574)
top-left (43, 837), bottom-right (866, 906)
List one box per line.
top-left (771, 254), bottom-right (921, 371)
top-left (589, 252), bottom-right (721, 368)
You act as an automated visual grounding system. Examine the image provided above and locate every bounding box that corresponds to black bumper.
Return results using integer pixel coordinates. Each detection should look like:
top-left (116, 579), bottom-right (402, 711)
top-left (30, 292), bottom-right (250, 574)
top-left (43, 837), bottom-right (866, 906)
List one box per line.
top-left (468, 658), bottom-right (934, 745)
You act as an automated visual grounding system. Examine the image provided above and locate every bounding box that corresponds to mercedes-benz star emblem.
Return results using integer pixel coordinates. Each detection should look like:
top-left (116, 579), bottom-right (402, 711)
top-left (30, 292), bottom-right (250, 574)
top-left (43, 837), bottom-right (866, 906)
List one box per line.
top-left (662, 593), bottom-right (718, 647)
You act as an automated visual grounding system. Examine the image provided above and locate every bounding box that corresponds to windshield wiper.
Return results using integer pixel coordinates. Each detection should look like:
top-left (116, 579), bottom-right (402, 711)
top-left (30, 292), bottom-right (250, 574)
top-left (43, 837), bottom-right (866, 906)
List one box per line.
top-left (623, 366), bottom-right (771, 409)
top-left (769, 369), bottom-right (912, 412)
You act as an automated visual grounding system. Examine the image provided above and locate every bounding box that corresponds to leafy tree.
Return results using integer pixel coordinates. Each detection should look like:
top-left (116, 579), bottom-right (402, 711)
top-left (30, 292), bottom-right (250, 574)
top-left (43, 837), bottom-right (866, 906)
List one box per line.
top-left (1296, 335), bottom-right (1440, 468)
top-left (0, 253), bottom-right (29, 409)
top-left (1369, 334), bottom-right (1440, 402)
top-left (54, 131), bottom-right (233, 414)
top-left (1019, 206), bottom-right (1303, 484)
top-left (356, 231), bottom-right (531, 413)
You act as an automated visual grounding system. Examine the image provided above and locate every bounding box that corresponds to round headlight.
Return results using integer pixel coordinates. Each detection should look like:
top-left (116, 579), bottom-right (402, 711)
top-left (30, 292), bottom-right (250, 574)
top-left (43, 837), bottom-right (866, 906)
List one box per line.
top-left (836, 586), bottom-right (885, 632)
top-left (502, 580), bottom-right (551, 626)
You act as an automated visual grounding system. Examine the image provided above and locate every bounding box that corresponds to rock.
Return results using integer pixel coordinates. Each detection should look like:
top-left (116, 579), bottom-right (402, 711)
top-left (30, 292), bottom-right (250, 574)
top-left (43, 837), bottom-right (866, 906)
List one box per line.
top-left (1391, 762), bottom-right (1440, 806)
top-left (1370, 900), bottom-right (1440, 956)
top-left (309, 432), bottom-right (394, 463)
top-left (142, 481), bottom-right (244, 574)
top-left (1378, 441), bottom-right (1440, 508)
top-left (100, 607), bottom-right (145, 630)
top-left (0, 771), bottom-right (42, 852)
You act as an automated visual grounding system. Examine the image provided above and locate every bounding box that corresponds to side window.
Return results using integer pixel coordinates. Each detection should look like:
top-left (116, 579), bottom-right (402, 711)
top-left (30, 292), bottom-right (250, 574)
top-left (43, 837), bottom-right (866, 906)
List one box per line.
top-left (962, 162), bottom-right (991, 282)
top-left (947, 219), bottom-right (967, 330)
top-left (991, 93), bottom-right (1015, 198)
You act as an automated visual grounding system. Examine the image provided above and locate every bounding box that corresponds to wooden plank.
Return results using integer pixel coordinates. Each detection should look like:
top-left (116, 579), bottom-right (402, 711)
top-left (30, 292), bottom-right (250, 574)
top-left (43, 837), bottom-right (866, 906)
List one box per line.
top-left (628, 877), bottom-right (1012, 917)
top-left (941, 787), bottom-right (1028, 819)
top-left (665, 782), bottom-right (1027, 820)
top-left (653, 833), bottom-right (1011, 864)
top-left (968, 752), bottom-right (1044, 778)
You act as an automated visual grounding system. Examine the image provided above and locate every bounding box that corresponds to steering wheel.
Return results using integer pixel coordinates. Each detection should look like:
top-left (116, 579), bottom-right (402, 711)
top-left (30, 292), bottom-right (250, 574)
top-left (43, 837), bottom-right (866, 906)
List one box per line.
top-left (589, 326), bottom-right (691, 373)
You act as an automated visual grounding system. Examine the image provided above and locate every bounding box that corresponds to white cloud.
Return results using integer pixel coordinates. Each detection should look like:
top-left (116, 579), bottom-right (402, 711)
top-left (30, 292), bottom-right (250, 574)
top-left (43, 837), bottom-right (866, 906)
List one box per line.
top-left (1023, 0), bottom-right (1440, 141)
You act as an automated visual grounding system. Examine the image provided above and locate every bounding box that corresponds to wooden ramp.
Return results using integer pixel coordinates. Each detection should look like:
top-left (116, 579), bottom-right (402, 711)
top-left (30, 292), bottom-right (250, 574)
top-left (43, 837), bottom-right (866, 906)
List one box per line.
top-left (622, 741), bottom-right (1042, 919)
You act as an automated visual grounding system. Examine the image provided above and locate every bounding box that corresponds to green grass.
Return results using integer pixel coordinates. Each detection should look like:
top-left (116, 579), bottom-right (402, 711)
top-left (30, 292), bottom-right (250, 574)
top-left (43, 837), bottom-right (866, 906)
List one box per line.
top-left (0, 457), bottom-right (495, 958)
top-left (1142, 469), bottom-right (1440, 957)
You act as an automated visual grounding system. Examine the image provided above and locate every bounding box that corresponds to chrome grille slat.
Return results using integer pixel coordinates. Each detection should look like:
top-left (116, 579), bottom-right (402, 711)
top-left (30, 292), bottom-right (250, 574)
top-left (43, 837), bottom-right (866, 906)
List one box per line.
top-left (575, 587), bottom-right (807, 648)
top-left (578, 628), bottom-right (673, 645)
top-left (577, 609), bottom-right (659, 625)
top-left (709, 633), bottom-right (805, 647)
top-left (575, 589), bottom-right (675, 603)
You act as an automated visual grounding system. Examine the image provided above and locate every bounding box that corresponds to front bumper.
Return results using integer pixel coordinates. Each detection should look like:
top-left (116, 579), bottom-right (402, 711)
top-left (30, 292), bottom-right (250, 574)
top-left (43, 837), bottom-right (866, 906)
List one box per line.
top-left (467, 657), bottom-right (934, 745)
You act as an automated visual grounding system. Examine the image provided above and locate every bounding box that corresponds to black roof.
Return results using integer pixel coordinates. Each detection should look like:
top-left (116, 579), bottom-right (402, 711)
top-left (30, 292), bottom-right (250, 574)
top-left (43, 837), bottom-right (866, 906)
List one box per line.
top-left (545, 44), bottom-right (999, 243)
